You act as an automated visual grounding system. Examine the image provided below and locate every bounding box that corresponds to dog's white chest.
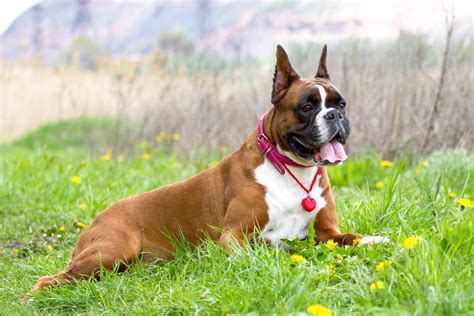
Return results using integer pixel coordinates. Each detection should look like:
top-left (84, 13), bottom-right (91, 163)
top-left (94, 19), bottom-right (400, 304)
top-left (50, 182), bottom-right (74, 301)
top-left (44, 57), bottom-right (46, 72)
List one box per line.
top-left (254, 160), bottom-right (326, 247)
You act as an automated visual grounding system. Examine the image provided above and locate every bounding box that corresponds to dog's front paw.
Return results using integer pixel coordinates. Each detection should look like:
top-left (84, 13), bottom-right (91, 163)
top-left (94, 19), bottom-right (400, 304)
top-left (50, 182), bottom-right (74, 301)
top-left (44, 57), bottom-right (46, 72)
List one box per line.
top-left (358, 236), bottom-right (390, 247)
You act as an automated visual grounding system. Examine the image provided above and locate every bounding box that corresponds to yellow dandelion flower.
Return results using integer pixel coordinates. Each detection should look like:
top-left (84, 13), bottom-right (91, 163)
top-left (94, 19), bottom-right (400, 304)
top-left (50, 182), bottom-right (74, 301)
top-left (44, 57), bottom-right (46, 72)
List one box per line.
top-left (370, 280), bottom-right (384, 291)
top-left (420, 160), bottom-right (429, 168)
top-left (79, 203), bottom-right (87, 210)
top-left (71, 176), bottom-right (82, 184)
top-left (326, 239), bottom-right (338, 250)
top-left (76, 222), bottom-right (89, 229)
top-left (116, 155), bottom-right (124, 161)
top-left (457, 198), bottom-right (473, 208)
top-left (375, 182), bottom-right (384, 190)
top-left (352, 237), bottom-right (362, 246)
top-left (403, 236), bottom-right (421, 249)
top-left (380, 160), bottom-right (393, 168)
top-left (99, 148), bottom-right (113, 161)
top-left (415, 168), bottom-right (422, 175)
top-left (100, 153), bottom-right (112, 161)
top-left (141, 153), bottom-right (151, 160)
top-left (307, 304), bottom-right (333, 316)
top-left (171, 133), bottom-right (181, 142)
top-left (376, 259), bottom-right (393, 272)
top-left (447, 192), bottom-right (456, 199)
top-left (155, 131), bottom-right (167, 143)
top-left (46, 245), bottom-right (54, 253)
top-left (59, 225), bottom-right (65, 232)
top-left (290, 254), bottom-right (306, 264)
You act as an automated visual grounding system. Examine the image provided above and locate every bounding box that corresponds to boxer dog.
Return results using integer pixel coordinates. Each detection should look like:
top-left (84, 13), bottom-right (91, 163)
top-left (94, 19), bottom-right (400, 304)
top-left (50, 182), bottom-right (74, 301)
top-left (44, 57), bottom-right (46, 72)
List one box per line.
top-left (34, 45), bottom-right (386, 290)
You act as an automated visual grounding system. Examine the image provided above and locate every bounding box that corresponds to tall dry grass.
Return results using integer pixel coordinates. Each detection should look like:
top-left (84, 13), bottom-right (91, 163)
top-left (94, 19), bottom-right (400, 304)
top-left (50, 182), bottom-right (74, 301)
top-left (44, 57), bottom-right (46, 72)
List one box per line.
top-left (1, 34), bottom-right (472, 159)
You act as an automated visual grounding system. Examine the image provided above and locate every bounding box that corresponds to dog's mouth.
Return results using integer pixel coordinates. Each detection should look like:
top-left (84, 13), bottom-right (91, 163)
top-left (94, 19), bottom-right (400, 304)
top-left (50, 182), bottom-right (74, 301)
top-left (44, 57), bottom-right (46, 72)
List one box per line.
top-left (289, 133), bottom-right (347, 165)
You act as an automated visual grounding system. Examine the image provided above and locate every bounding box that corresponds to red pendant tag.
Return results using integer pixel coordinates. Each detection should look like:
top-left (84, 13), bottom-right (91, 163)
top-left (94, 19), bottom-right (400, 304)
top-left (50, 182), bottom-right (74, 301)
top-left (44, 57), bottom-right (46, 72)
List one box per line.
top-left (302, 196), bottom-right (316, 212)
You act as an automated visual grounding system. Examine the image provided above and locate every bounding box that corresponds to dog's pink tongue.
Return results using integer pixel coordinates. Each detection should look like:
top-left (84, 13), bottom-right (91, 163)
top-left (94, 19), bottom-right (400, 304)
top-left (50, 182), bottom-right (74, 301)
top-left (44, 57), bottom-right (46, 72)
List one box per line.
top-left (319, 140), bottom-right (347, 163)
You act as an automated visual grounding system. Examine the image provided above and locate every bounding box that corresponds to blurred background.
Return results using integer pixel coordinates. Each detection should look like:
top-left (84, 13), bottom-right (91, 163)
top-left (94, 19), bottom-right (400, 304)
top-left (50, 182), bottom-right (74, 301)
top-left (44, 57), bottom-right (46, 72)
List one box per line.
top-left (0, 0), bottom-right (472, 159)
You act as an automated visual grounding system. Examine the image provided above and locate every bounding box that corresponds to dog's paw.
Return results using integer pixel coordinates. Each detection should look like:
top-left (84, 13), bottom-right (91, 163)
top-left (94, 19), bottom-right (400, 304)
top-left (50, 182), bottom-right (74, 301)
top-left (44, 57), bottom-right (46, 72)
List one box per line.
top-left (358, 236), bottom-right (390, 247)
top-left (32, 276), bottom-right (57, 292)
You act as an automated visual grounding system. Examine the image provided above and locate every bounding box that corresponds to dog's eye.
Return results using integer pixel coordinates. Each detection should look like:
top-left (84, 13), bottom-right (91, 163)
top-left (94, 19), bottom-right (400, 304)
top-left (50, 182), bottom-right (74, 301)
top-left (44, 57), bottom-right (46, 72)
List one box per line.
top-left (301, 103), bottom-right (313, 113)
top-left (339, 101), bottom-right (347, 108)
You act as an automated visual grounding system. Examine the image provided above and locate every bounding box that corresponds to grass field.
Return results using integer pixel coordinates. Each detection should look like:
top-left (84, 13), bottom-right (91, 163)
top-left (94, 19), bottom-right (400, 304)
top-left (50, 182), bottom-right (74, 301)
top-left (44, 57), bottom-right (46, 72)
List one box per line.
top-left (0, 121), bottom-right (473, 315)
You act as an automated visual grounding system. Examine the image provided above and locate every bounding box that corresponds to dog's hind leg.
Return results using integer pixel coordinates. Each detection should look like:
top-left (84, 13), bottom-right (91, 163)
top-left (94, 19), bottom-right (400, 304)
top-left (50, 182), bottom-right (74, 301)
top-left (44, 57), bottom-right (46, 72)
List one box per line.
top-left (33, 226), bottom-right (141, 291)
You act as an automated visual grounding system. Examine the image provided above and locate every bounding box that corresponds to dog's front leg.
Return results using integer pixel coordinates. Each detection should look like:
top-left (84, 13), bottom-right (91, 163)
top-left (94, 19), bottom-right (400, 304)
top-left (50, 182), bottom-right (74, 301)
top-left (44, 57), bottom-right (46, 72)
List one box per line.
top-left (219, 194), bottom-right (268, 254)
top-left (219, 227), bottom-right (248, 254)
top-left (314, 180), bottom-right (388, 246)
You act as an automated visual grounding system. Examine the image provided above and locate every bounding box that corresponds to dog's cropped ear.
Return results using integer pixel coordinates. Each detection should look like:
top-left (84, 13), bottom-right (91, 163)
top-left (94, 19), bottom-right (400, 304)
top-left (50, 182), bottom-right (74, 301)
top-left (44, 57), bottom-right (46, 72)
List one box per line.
top-left (315, 44), bottom-right (330, 79)
top-left (272, 45), bottom-right (300, 104)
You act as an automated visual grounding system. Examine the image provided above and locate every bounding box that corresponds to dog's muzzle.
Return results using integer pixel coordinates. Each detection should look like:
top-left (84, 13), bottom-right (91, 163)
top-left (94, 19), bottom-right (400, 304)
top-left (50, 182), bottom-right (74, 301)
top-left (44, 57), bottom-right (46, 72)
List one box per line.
top-left (314, 109), bottom-right (349, 145)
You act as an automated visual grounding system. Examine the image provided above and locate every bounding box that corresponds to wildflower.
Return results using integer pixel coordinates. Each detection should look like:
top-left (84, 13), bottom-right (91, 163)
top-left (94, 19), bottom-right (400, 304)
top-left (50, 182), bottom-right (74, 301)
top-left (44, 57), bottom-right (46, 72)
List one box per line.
top-left (380, 160), bottom-right (393, 168)
top-left (155, 131), bottom-right (167, 143)
top-left (46, 245), bottom-right (54, 253)
top-left (99, 148), bottom-right (112, 161)
top-left (352, 237), bottom-right (362, 246)
top-left (71, 176), bottom-right (82, 184)
top-left (59, 225), bottom-right (65, 232)
top-left (171, 133), bottom-right (181, 142)
top-left (307, 304), bottom-right (333, 316)
top-left (100, 153), bottom-right (111, 161)
top-left (415, 168), bottom-right (422, 175)
top-left (447, 192), bottom-right (456, 199)
top-left (375, 182), bottom-right (384, 190)
top-left (290, 254), bottom-right (306, 264)
top-left (457, 198), bottom-right (472, 208)
top-left (376, 259), bottom-right (393, 272)
top-left (76, 222), bottom-right (89, 229)
top-left (403, 236), bottom-right (420, 249)
top-left (79, 203), bottom-right (87, 210)
top-left (420, 160), bottom-right (429, 168)
top-left (370, 280), bottom-right (384, 291)
top-left (326, 239), bottom-right (338, 250)
top-left (141, 153), bottom-right (151, 160)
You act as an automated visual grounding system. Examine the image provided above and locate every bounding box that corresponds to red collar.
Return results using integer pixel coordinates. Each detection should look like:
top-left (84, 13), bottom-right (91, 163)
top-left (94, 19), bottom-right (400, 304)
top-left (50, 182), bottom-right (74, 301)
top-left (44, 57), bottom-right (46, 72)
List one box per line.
top-left (257, 112), bottom-right (313, 174)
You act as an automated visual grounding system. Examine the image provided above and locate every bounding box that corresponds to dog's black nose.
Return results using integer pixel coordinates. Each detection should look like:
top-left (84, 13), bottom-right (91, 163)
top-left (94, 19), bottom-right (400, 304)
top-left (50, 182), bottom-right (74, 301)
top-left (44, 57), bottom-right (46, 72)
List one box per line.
top-left (323, 110), bottom-right (344, 121)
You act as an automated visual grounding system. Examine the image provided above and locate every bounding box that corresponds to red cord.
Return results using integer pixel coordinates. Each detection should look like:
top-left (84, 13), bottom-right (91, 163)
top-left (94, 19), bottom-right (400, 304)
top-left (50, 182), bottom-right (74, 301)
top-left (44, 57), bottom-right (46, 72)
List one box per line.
top-left (282, 164), bottom-right (321, 195)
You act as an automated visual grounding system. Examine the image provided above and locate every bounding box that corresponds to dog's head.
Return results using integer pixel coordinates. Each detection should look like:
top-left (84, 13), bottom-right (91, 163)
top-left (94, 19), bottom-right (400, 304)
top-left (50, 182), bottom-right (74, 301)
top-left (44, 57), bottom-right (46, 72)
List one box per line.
top-left (269, 45), bottom-right (349, 165)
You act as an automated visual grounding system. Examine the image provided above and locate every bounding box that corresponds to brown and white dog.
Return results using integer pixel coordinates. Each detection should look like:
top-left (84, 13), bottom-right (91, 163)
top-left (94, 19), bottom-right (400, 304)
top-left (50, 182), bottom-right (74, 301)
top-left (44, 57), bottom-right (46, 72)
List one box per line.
top-left (34, 45), bottom-right (387, 290)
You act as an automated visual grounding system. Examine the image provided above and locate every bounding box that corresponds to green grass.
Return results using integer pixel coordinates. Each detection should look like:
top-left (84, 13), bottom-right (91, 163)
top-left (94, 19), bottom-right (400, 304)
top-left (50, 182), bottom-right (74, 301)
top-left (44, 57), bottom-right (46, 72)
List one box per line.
top-left (1, 129), bottom-right (473, 314)
top-left (12, 117), bottom-right (119, 150)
